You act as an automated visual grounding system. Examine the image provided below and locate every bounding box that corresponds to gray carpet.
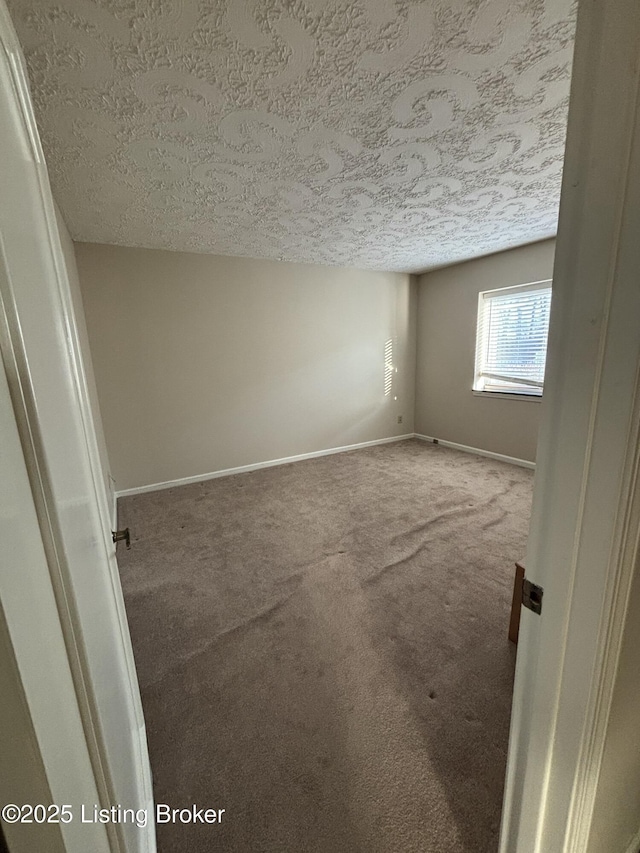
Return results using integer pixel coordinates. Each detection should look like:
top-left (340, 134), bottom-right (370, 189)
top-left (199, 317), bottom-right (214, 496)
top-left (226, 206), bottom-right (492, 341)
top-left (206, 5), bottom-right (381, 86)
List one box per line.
top-left (117, 439), bottom-right (533, 853)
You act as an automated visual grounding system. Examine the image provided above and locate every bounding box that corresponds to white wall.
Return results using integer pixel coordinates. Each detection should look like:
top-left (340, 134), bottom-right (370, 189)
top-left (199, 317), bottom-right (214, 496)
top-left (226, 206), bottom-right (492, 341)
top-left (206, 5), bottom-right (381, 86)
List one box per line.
top-left (55, 208), bottom-right (114, 519)
top-left (75, 243), bottom-right (416, 492)
top-left (415, 239), bottom-right (555, 463)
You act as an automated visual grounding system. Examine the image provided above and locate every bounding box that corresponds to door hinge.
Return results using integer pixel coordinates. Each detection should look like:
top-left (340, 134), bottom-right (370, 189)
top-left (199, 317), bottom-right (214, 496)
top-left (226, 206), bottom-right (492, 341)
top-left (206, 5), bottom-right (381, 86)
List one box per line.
top-left (112, 528), bottom-right (130, 549)
top-left (522, 578), bottom-right (543, 615)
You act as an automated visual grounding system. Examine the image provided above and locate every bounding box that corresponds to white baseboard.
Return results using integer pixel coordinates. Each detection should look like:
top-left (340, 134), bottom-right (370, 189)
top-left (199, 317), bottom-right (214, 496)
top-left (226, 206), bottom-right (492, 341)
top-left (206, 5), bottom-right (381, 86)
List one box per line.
top-left (115, 434), bottom-right (415, 498)
top-left (625, 826), bottom-right (640, 853)
top-left (115, 432), bottom-right (535, 500)
top-left (414, 433), bottom-right (535, 470)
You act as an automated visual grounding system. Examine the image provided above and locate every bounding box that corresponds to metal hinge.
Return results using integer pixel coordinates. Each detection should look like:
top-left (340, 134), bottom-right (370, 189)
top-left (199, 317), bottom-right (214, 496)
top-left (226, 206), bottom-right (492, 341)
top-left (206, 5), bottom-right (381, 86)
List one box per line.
top-left (522, 578), bottom-right (543, 615)
top-left (112, 527), bottom-right (131, 549)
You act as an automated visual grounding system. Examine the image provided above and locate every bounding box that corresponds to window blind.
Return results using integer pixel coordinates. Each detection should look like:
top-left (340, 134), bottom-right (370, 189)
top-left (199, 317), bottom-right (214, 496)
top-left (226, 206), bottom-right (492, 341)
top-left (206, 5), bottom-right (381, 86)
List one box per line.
top-left (474, 281), bottom-right (552, 395)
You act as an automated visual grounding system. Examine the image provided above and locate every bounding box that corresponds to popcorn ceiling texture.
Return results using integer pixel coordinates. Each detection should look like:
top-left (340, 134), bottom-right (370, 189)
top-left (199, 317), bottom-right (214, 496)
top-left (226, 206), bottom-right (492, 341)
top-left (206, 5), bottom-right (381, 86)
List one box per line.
top-left (9, 0), bottom-right (576, 272)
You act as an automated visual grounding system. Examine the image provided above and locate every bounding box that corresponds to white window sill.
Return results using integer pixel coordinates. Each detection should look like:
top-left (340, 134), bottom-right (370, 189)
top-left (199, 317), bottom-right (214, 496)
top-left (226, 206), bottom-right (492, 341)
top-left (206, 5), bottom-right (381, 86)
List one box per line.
top-left (472, 390), bottom-right (542, 403)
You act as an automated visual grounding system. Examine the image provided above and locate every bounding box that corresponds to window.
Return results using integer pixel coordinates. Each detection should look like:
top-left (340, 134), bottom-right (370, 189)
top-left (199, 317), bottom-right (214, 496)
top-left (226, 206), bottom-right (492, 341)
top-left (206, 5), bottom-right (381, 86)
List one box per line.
top-left (473, 280), bottom-right (552, 397)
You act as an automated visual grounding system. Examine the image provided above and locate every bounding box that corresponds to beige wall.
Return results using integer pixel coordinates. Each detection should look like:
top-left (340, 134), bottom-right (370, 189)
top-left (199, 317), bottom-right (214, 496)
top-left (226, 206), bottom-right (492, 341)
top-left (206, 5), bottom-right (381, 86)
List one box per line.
top-left (415, 239), bottom-right (556, 463)
top-left (587, 553), bottom-right (640, 853)
top-left (75, 244), bottom-right (416, 492)
top-left (55, 208), bottom-right (114, 518)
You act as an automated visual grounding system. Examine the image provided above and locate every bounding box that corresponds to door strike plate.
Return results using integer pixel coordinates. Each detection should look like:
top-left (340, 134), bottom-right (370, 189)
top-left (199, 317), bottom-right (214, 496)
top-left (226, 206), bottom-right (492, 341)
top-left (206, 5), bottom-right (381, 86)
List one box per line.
top-left (522, 578), bottom-right (543, 615)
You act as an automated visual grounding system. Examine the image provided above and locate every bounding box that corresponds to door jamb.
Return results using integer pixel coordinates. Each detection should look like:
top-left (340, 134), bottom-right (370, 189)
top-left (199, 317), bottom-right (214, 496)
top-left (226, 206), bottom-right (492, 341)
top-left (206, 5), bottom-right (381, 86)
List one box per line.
top-left (500, 1), bottom-right (640, 850)
top-left (0, 5), bottom-right (153, 851)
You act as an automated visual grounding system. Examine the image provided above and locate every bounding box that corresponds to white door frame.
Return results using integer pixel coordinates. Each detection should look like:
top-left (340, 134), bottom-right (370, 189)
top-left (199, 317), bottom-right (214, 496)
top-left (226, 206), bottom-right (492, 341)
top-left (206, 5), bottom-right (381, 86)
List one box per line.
top-left (0, 5), bottom-right (154, 852)
top-left (0, 321), bottom-right (108, 853)
top-left (500, 1), bottom-right (640, 851)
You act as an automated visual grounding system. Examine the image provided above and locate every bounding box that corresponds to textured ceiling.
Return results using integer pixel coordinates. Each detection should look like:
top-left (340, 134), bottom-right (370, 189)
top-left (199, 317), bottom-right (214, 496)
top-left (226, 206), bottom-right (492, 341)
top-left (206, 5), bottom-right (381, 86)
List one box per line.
top-left (10, 0), bottom-right (576, 272)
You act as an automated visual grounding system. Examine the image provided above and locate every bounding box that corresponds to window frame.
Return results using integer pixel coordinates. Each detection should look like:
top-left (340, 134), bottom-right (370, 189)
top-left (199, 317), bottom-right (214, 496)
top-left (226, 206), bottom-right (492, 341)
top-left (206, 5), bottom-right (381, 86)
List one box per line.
top-left (472, 279), bottom-right (552, 401)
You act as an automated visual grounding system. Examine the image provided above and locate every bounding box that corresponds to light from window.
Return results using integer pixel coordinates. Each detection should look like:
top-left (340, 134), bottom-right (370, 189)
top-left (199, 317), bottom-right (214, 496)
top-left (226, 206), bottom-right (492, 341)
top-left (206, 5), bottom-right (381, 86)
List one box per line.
top-left (384, 338), bottom-right (393, 397)
top-left (474, 280), bottom-right (552, 396)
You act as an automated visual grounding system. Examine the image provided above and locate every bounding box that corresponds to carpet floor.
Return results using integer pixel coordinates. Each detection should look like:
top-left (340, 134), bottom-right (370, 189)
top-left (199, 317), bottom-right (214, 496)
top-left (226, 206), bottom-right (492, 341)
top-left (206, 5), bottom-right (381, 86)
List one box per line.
top-left (117, 439), bottom-right (533, 853)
